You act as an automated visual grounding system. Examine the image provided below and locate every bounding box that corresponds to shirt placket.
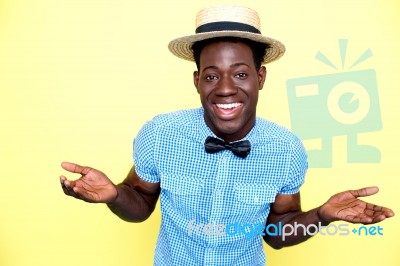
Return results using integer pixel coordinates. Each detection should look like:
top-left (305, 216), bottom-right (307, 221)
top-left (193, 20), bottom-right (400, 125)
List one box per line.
top-left (204, 151), bottom-right (230, 265)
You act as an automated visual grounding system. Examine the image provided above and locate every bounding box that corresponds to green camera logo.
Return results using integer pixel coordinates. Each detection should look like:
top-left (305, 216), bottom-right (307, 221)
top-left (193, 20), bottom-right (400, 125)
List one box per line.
top-left (287, 40), bottom-right (382, 168)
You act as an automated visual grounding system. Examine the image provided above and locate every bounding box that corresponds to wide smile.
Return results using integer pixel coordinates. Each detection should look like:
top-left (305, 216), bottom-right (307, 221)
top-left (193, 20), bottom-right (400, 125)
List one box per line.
top-left (213, 102), bottom-right (243, 120)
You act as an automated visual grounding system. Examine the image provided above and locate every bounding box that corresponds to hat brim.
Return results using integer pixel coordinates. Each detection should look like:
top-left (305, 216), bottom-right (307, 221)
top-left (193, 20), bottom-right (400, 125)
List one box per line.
top-left (168, 31), bottom-right (285, 64)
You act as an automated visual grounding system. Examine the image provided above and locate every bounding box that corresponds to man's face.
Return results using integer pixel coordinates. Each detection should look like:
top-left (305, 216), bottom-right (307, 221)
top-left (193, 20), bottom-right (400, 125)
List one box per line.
top-left (194, 41), bottom-right (267, 142)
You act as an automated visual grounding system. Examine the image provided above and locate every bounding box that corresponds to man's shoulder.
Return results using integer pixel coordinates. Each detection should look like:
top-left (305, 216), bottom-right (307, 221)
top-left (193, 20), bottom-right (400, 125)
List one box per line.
top-left (151, 108), bottom-right (202, 125)
top-left (255, 117), bottom-right (302, 146)
top-left (136, 108), bottom-right (203, 144)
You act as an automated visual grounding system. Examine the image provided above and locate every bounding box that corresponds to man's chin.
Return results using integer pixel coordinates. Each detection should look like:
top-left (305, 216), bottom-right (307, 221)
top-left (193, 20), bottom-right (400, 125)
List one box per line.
top-left (213, 124), bottom-right (244, 140)
top-left (212, 117), bottom-right (255, 141)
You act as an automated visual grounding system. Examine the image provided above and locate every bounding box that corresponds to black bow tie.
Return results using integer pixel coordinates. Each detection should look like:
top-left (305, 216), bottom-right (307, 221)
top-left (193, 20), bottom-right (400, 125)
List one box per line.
top-left (204, 136), bottom-right (251, 158)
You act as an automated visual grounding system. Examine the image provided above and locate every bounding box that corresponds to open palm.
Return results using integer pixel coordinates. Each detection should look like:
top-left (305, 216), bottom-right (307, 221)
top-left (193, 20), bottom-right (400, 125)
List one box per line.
top-left (60, 162), bottom-right (117, 203)
top-left (319, 187), bottom-right (394, 224)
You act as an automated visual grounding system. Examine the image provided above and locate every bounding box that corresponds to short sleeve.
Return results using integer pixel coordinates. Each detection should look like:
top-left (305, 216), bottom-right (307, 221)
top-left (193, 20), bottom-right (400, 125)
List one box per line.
top-left (133, 119), bottom-right (160, 183)
top-left (279, 137), bottom-right (308, 194)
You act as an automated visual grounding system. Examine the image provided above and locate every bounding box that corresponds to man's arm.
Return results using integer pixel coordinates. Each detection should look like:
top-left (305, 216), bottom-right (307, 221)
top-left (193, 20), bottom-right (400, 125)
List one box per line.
top-left (263, 192), bottom-right (323, 249)
top-left (107, 166), bottom-right (160, 222)
top-left (60, 162), bottom-right (160, 222)
top-left (264, 187), bottom-right (394, 249)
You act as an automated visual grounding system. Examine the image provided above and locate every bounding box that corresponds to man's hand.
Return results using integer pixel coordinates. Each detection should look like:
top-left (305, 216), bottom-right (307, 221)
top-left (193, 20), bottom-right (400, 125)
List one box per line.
top-left (60, 162), bottom-right (118, 204)
top-left (318, 186), bottom-right (395, 224)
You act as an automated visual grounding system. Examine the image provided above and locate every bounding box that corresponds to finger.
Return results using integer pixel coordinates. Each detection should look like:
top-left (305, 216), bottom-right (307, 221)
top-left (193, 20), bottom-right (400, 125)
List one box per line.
top-left (384, 209), bottom-right (395, 217)
top-left (61, 161), bottom-right (92, 175)
top-left (362, 210), bottom-right (390, 223)
top-left (72, 186), bottom-right (96, 203)
top-left (60, 176), bottom-right (70, 195)
top-left (62, 178), bottom-right (76, 189)
top-left (60, 180), bottom-right (70, 196)
top-left (350, 214), bottom-right (385, 224)
top-left (371, 214), bottom-right (389, 223)
top-left (344, 215), bottom-right (372, 224)
top-left (61, 182), bottom-right (73, 196)
top-left (60, 176), bottom-right (96, 202)
top-left (60, 176), bottom-right (81, 198)
top-left (365, 203), bottom-right (395, 217)
top-left (349, 186), bottom-right (379, 198)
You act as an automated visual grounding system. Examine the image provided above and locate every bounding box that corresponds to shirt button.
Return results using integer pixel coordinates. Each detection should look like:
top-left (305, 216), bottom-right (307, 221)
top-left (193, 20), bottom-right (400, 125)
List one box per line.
top-left (254, 196), bottom-right (259, 204)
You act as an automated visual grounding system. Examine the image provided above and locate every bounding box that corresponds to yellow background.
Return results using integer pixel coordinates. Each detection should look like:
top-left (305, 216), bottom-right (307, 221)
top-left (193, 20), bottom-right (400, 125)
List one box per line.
top-left (0, 0), bottom-right (399, 265)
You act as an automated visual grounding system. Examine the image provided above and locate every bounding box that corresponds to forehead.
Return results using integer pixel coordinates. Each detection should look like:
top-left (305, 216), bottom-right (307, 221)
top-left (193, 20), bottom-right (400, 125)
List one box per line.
top-left (199, 41), bottom-right (254, 64)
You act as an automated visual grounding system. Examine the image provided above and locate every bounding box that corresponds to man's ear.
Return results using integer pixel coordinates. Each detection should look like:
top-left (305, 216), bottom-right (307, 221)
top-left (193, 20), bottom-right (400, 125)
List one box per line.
top-left (193, 71), bottom-right (200, 93)
top-left (258, 66), bottom-right (267, 90)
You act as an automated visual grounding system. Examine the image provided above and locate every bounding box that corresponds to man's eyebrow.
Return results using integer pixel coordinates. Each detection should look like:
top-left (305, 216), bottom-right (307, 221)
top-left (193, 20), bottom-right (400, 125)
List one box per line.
top-left (231, 62), bottom-right (250, 68)
top-left (202, 65), bottom-right (218, 72)
top-left (202, 63), bottom-right (250, 72)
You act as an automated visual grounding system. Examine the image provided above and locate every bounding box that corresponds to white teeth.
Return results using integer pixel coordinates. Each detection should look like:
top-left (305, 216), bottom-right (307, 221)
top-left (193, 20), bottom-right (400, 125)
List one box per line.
top-left (216, 103), bottom-right (242, 109)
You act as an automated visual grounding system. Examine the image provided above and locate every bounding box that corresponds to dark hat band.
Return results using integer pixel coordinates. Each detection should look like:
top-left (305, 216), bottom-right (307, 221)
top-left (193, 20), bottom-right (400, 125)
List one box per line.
top-left (195, 21), bottom-right (261, 34)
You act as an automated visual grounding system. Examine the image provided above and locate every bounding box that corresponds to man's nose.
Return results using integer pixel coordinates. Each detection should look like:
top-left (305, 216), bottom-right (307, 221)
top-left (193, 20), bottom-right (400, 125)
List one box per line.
top-left (214, 76), bottom-right (237, 96)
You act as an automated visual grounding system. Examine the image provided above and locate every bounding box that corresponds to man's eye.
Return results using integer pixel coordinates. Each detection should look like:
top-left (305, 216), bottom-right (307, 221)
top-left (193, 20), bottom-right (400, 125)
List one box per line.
top-left (236, 73), bottom-right (248, 78)
top-left (205, 75), bottom-right (217, 81)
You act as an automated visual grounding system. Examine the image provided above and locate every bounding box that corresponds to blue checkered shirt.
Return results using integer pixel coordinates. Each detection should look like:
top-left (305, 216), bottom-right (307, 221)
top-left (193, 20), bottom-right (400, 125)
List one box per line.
top-left (133, 108), bottom-right (308, 266)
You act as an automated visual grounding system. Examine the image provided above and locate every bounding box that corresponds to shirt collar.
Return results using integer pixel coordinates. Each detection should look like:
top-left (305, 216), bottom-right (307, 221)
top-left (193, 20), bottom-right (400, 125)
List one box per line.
top-left (196, 107), bottom-right (259, 145)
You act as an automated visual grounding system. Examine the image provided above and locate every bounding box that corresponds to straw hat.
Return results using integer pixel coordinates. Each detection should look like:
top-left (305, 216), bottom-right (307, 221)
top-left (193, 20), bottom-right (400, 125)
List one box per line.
top-left (168, 5), bottom-right (285, 64)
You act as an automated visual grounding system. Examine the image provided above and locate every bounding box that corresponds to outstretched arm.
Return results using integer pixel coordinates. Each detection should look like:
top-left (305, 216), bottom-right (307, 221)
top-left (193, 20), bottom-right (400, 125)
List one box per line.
top-left (60, 162), bottom-right (160, 222)
top-left (264, 187), bottom-right (394, 249)
top-left (107, 166), bottom-right (160, 222)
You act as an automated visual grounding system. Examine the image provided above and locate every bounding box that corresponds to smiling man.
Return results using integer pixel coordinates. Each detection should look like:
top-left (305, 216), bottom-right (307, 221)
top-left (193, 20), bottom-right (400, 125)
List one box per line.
top-left (193, 40), bottom-right (266, 142)
top-left (60, 5), bottom-right (394, 266)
